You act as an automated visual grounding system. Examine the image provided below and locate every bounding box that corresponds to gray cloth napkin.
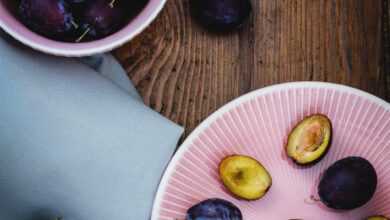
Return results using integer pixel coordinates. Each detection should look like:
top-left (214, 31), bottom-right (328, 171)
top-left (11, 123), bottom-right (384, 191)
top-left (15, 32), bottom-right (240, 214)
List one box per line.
top-left (0, 34), bottom-right (183, 220)
top-left (79, 55), bottom-right (141, 101)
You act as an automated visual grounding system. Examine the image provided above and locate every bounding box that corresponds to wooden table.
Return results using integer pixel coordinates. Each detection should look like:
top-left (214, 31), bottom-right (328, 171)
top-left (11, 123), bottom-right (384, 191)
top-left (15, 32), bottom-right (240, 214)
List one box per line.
top-left (115, 0), bottom-right (389, 137)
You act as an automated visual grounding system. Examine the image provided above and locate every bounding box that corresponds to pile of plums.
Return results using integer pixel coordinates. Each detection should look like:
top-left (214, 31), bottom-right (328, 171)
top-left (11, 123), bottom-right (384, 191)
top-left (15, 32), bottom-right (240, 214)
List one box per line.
top-left (17, 0), bottom-right (148, 42)
top-left (17, 0), bottom-right (252, 42)
top-left (186, 114), bottom-right (386, 220)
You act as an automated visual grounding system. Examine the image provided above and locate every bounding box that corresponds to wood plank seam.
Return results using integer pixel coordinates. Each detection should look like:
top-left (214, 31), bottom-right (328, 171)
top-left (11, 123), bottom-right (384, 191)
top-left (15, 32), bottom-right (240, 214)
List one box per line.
top-left (384, 0), bottom-right (390, 100)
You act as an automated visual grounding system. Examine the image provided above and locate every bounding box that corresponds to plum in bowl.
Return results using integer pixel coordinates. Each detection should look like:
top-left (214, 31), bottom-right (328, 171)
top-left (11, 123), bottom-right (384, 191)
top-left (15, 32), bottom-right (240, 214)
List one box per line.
top-left (0, 0), bottom-right (166, 56)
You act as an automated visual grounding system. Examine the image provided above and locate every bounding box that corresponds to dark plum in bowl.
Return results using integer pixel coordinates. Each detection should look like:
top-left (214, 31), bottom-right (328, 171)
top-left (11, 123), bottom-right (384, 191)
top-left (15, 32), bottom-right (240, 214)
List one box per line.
top-left (186, 198), bottom-right (242, 220)
top-left (76, 0), bottom-right (127, 42)
top-left (18, 0), bottom-right (77, 41)
top-left (318, 157), bottom-right (378, 210)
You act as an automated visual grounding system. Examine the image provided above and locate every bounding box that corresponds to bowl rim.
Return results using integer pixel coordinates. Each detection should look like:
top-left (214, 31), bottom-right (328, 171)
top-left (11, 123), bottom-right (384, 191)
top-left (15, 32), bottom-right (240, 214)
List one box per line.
top-left (0, 0), bottom-right (167, 57)
top-left (151, 81), bottom-right (390, 219)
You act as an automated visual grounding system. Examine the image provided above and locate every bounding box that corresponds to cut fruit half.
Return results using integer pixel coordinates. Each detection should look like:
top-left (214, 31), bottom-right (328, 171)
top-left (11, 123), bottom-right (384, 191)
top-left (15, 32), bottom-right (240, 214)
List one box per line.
top-left (286, 114), bottom-right (332, 165)
top-left (219, 155), bottom-right (272, 200)
top-left (366, 216), bottom-right (390, 220)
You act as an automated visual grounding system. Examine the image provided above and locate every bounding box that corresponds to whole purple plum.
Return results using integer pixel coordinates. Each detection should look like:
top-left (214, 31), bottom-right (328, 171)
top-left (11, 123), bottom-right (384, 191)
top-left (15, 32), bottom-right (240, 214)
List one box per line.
top-left (190, 0), bottom-right (252, 32)
top-left (18, 0), bottom-right (76, 41)
top-left (186, 198), bottom-right (242, 220)
top-left (77, 0), bottom-right (126, 41)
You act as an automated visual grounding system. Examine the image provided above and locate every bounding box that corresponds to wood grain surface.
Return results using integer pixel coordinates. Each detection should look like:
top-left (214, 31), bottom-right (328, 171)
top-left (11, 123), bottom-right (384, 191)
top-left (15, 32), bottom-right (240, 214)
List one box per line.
top-left (384, 0), bottom-right (390, 94)
top-left (115, 0), bottom-right (389, 137)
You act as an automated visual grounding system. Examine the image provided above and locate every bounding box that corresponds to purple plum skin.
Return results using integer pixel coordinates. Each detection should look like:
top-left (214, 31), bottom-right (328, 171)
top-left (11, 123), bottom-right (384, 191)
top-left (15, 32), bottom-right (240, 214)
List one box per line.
top-left (18, 0), bottom-right (76, 41)
top-left (80, 0), bottom-right (126, 40)
top-left (186, 198), bottom-right (242, 220)
top-left (190, 0), bottom-right (252, 32)
top-left (17, 0), bottom-right (149, 42)
top-left (318, 157), bottom-right (377, 210)
top-left (66, 0), bottom-right (85, 3)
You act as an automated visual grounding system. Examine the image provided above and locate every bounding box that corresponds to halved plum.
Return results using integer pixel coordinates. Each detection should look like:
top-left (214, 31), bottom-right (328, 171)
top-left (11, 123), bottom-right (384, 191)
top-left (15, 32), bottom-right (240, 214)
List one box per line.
top-left (286, 114), bottom-right (332, 165)
top-left (219, 155), bottom-right (272, 200)
top-left (367, 216), bottom-right (390, 220)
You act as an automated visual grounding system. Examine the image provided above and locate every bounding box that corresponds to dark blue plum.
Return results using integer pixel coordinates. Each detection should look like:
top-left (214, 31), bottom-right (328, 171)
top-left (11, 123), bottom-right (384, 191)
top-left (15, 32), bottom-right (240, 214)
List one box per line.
top-left (77, 0), bottom-right (126, 41)
top-left (66, 0), bottom-right (85, 3)
top-left (189, 0), bottom-right (252, 32)
top-left (186, 198), bottom-right (242, 220)
top-left (18, 0), bottom-right (77, 41)
top-left (65, 0), bottom-right (86, 10)
top-left (318, 157), bottom-right (377, 210)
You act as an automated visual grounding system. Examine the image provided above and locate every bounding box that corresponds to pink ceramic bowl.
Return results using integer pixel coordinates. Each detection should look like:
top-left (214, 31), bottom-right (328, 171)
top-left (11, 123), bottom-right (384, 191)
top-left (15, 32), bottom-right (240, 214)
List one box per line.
top-left (152, 82), bottom-right (390, 220)
top-left (0, 0), bottom-right (166, 57)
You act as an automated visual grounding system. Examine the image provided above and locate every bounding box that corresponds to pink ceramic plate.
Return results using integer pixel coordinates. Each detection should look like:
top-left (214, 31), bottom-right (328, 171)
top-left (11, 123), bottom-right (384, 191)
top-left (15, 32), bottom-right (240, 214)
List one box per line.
top-left (152, 82), bottom-right (390, 220)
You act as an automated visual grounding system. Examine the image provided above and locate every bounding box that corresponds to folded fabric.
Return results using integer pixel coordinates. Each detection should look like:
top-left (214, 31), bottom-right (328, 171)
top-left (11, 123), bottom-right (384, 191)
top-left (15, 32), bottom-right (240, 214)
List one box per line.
top-left (79, 54), bottom-right (142, 101)
top-left (0, 33), bottom-right (183, 220)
